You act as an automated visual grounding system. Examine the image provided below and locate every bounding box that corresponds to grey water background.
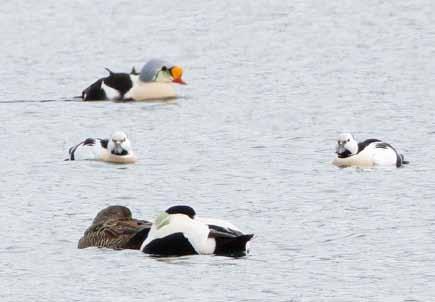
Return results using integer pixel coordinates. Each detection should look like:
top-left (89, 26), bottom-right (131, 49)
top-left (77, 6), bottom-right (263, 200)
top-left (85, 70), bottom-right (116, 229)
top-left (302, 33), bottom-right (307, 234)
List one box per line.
top-left (1, 1), bottom-right (434, 301)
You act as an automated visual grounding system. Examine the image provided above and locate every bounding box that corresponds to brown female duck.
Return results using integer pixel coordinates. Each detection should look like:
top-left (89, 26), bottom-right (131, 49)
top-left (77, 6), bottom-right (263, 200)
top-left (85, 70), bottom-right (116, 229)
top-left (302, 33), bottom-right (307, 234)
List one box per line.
top-left (78, 205), bottom-right (151, 250)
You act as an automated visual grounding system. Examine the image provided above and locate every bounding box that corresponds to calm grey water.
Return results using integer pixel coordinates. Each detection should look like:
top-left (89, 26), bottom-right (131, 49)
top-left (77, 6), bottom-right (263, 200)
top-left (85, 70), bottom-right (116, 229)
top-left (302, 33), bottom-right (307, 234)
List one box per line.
top-left (1, 1), bottom-right (435, 301)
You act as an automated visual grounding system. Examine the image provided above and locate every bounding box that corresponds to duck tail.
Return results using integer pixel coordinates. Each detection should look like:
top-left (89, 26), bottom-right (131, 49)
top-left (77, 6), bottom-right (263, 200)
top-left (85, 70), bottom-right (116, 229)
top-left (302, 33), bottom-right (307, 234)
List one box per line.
top-left (214, 234), bottom-right (254, 256)
top-left (401, 154), bottom-right (409, 165)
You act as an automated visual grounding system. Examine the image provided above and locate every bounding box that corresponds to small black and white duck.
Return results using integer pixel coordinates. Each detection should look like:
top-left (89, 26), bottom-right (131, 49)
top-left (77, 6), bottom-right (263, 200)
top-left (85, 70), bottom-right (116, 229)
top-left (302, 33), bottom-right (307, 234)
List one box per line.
top-left (333, 133), bottom-right (409, 168)
top-left (67, 131), bottom-right (136, 164)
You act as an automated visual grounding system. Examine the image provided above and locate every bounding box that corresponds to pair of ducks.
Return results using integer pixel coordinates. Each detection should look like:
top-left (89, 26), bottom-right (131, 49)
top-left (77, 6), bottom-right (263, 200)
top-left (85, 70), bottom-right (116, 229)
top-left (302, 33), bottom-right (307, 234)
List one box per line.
top-left (78, 205), bottom-right (253, 257)
top-left (81, 59), bottom-right (186, 101)
top-left (68, 131), bottom-right (408, 168)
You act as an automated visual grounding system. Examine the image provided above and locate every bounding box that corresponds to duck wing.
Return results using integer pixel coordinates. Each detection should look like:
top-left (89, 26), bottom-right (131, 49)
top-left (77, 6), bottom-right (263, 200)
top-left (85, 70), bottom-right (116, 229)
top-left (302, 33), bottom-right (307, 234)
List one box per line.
top-left (208, 224), bottom-right (244, 238)
top-left (357, 139), bottom-right (381, 153)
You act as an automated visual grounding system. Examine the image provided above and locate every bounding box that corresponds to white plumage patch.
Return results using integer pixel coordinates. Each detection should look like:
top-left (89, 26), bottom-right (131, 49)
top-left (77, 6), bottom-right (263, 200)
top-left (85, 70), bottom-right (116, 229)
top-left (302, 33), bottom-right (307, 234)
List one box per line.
top-left (370, 144), bottom-right (398, 166)
top-left (141, 214), bottom-right (216, 254)
top-left (124, 82), bottom-right (176, 101)
top-left (101, 81), bottom-right (121, 100)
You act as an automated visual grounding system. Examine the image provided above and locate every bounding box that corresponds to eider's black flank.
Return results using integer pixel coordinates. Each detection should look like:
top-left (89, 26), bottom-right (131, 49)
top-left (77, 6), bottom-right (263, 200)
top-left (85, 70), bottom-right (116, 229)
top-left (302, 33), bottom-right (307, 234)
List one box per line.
top-left (143, 233), bottom-right (197, 256)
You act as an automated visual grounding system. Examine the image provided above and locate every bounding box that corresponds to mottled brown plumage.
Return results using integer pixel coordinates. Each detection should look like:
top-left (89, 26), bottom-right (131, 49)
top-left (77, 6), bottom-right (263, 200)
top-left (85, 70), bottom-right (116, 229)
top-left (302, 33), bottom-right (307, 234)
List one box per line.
top-left (78, 206), bottom-right (151, 250)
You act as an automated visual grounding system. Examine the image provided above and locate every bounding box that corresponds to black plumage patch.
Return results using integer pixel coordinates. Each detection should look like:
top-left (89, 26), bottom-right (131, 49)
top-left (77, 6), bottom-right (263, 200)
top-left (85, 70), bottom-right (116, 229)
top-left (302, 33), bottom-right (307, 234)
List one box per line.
top-left (401, 154), bottom-right (409, 165)
top-left (111, 149), bottom-right (129, 156)
top-left (83, 138), bottom-right (96, 146)
top-left (165, 205), bottom-right (196, 219)
top-left (337, 149), bottom-right (352, 158)
top-left (125, 226), bottom-right (151, 249)
top-left (98, 139), bottom-right (109, 149)
top-left (82, 78), bottom-right (107, 101)
top-left (208, 224), bottom-right (243, 237)
top-left (82, 69), bottom-right (133, 101)
top-left (68, 141), bottom-right (82, 160)
top-left (375, 142), bottom-right (389, 149)
top-left (143, 233), bottom-right (197, 256)
top-left (103, 72), bottom-right (133, 99)
top-left (68, 145), bottom-right (77, 160)
top-left (213, 234), bottom-right (254, 256)
top-left (130, 66), bottom-right (138, 75)
top-left (358, 139), bottom-right (381, 153)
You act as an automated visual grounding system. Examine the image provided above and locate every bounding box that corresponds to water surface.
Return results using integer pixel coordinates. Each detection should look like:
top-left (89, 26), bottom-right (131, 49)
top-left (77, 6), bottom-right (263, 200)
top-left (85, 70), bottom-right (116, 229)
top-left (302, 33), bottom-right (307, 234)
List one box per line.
top-left (1, 1), bottom-right (434, 301)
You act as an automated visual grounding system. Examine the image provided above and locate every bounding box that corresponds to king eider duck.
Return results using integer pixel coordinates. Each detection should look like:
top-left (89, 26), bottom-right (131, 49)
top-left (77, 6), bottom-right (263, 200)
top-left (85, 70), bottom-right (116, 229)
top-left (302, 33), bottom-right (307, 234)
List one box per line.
top-left (81, 59), bottom-right (186, 101)
top-left (78, 206), bottom-right (152, 250)
top-left (140, 205), bottom-right (254, 257)
top-left (68, 131), bottom-right (136, 164)
top-left (333, 133), bottom-right (409, 168)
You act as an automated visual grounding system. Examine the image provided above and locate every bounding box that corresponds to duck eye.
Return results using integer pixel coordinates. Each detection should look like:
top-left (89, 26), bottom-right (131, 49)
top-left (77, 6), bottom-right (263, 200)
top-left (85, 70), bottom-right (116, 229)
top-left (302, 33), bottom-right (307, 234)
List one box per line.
top-left (161, 66), bottom-right (167, 71)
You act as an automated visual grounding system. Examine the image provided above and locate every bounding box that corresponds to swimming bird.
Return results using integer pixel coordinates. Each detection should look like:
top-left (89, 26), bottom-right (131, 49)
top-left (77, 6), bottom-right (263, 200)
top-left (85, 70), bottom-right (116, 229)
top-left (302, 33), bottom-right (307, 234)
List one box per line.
top-left (78, 206), bottom-right (152, 250)
top-left (140, 205), bottom-right (254, 257)
top-left (68, 131), bottom-right (137, 164)
top-left (333, 133), bottom-right (409, 168)
top-left (81, 59), bottom-right (186, 101)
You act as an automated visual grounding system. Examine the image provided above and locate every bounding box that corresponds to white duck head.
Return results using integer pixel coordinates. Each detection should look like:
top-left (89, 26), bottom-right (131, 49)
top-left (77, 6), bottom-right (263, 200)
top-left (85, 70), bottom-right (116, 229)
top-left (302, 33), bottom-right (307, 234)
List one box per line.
top-left (336, 133), bottom-right (358, 158)
top-left (108, 131), bottom-right (132, 156)
top-left (139, 59), bottom-right (186, 85)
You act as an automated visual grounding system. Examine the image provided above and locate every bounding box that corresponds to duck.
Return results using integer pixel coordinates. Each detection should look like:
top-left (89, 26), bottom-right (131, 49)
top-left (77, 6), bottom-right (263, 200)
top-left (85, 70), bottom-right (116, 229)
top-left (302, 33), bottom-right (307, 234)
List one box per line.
top-left (333, 133), bottom-right (409, 168)
top-left (81, 59), bottom-right (186, 101)
top-left (78, 206), bottom-right (152, 250)
top-left (140, 205), bottom-right (254, 257)
top-left (67, 131), bottom-right (137, 164)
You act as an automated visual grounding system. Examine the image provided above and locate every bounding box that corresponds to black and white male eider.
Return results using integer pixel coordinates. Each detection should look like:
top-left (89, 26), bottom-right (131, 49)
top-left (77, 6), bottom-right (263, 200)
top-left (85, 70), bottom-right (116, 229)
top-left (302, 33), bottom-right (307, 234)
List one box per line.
top-left (81, 59), bottom-right (186, 101)
top-left (333, 133), bottom-right (409, 168)
top-left (78, 205), bottom-right (152, 250)
top-left (68, 131), bottom-right (137, 164)
top-left (140, 205), bottom-right (254, 257)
